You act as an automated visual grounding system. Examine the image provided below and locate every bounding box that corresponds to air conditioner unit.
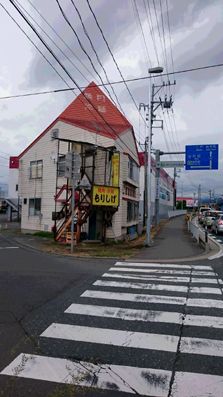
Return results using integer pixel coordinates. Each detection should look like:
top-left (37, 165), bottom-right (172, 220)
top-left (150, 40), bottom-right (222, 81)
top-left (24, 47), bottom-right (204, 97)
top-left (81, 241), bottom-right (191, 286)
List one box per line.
top-left (51, 129), bottom-right (59, 140)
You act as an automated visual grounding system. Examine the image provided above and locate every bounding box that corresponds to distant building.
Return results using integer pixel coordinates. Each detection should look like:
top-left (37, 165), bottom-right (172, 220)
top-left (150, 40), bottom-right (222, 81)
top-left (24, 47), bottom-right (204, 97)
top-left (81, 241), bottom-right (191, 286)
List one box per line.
top-left (16, 82), bottom-right (140, 241)
top-left (176, 197), bottom-right (197, 208)
top-left (5, 157), bottom-right (20, 221)
top-left (138, 152), bottom-right (174, 226)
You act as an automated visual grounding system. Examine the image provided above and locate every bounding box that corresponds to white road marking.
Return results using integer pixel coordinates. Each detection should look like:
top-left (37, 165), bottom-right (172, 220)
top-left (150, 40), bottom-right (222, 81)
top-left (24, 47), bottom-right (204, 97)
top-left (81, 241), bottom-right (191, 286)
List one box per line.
top-left (103, 273), bottom-right (218, 284)
top-left (41, 323), bottom-right (179, 352)
top-left (115, 262), bottom-right (212, 271)
top-left (0, 246), bottom-right (19, 250)
top-left (109, 267), bottom-right (215, 276)
top-left (171, 371), bottom-right (223, 397)
top-left (190, 286), bottom-right (221, 295)
top-left (217, 239), bottom-right (222, 243)
top-left (0, 353), bottom-right (171, 396)
top-left (93, 279), bottom-right (188, 293)
top-left (188, 298), bottom-right (223, 309)
top-left (82, 289), bottom-right (186, 305)
top-left (181, 336), bottom-right (223, 357)
top-left (82, 290), bottom-right (223, 309)
top-left (184, 314), bottom-right (223, 329)
top-left (191, 278), bottom-right (218, 284)
top-left (115, 262), bottom-right (191, 269)
top-left (65, 303), bottom-right (183, 324)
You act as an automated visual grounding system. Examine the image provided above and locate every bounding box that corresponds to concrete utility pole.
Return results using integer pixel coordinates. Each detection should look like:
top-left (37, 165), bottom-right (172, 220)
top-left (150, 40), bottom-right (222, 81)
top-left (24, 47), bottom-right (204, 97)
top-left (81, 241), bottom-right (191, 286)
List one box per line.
top-left (149, 82), bottom-right (175, 232)
top-left (154, 149), bottom-right (161, 227)
top-left (198, 184), bottom-right (201, 207)
top-left (173, 168), bottom-right (177, 210)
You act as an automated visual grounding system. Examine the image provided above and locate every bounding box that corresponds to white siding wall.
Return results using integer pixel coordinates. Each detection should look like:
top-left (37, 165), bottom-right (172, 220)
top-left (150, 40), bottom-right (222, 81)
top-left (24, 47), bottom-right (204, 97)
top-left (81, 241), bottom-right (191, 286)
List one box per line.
top-left (58, 121), bottom-right (114, 148)
top-left (19, 129), bottom-right (59, 232)
top-left (115, 129), bottom-right (139, 164)
top-left (139, 165), bottom-right (174, 222)
top-left (19, 120), bottom-right (140, 239)
top-left (8, 169), bottom-right (19, 199)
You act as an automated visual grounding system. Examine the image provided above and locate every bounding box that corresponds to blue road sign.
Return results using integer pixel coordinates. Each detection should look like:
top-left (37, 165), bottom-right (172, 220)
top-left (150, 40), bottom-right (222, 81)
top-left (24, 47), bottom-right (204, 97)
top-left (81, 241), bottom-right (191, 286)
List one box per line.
top-left (185, 144), bottom-right (219, 170)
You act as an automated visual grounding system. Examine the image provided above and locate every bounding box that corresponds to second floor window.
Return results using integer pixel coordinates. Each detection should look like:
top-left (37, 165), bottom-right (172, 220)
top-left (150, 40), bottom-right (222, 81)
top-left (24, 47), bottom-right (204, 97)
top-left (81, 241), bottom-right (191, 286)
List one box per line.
top-left (128, 158), bottom-right (139, 183)
top-left (30, 160), bottom-right (43, 179)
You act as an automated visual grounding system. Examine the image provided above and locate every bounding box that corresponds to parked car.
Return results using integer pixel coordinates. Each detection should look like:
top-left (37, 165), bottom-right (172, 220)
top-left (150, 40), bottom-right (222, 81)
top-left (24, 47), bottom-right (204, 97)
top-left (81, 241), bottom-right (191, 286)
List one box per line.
top-left (211, 214), bottom-right (223, 234)
top-left (203, 210), bottom-right (222, 228)
top-left (198, 207), bottom-right (211, 224)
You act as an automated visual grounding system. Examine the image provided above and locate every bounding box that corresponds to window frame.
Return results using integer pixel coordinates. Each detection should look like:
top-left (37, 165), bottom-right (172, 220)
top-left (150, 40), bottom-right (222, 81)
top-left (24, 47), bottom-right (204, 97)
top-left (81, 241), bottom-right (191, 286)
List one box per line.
top-left (28, 198), bottom-right (41, 216)
top-left (30, 160), bottom-right (43, 179)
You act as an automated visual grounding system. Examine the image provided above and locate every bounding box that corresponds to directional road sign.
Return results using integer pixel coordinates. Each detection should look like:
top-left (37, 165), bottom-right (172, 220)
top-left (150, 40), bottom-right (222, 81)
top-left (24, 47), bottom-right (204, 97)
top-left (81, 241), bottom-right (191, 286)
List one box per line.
top-left (157, 160), bottom-right (184, 169)
top-left (185, 144), bottom-right (219, 170)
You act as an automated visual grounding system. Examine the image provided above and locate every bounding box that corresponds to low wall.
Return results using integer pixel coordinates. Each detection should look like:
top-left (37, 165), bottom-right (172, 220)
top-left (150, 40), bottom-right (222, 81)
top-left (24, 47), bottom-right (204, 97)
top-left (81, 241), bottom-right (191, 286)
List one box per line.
top-left (168, 210), bottom-right (187, 218)
top-left (187, 219), bottom-right (220, 252)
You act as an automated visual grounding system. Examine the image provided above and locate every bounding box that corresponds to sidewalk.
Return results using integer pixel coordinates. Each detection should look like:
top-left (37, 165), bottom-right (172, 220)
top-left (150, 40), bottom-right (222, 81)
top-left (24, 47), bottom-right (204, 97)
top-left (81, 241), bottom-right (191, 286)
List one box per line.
top-left (0, 215), bottom-right (205, 261)
top-left (134, 215), bottom-right (204, 261)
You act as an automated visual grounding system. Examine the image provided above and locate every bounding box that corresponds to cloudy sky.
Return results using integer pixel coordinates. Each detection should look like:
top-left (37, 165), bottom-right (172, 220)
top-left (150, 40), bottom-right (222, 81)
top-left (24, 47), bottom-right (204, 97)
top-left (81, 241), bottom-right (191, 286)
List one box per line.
top-left (0, 0), bottom-right (222, 198)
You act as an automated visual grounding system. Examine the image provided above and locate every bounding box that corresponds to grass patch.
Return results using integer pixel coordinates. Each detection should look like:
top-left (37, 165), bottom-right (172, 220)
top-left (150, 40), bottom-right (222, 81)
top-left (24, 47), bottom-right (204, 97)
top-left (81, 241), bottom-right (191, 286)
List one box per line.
top-left (33, 231), bottom-right (54, 238)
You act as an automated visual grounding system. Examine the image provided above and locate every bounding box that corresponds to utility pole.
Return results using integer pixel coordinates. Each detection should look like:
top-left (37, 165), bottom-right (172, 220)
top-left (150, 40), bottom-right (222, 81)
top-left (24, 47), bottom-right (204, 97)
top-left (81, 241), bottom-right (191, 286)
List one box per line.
top-left (151, 81), bottom-right (175, 230)
top-left (198, 184), bottom-right (201, 207)
top-left (209, 189), bottom-right (212, 207)
top-left (173, 168), bottom-right (177, 210)
top-left (154, 149), bottom-right (161, 227)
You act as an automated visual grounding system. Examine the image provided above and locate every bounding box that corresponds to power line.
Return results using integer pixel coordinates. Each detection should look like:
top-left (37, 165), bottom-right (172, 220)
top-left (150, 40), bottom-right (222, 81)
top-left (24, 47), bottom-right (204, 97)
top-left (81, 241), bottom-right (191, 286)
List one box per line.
top-left (86, 0), bottom-right (147, 129)
top-left (16, 0), bottom-right (91, 85)
top-left (55, 0), bottom-right (114, 102)
top-left (1, 61), bottom-right (223, 100)
top-left (132, 0), bottom-right (152, 66)
top-left (70, 0), bottom-right (125, 114)
top-left (143, 0), bottom-right (160, 65)
top-left (9, 0), bottom-right (140, 161)
top-left (159, 0), bottom-right (169, 77)
top-left (26, 0), bottom-right (100, 85)
top-left (165, 0), bottom-right (175, 75)
top-left (0, 3), bottom-right (73, 92)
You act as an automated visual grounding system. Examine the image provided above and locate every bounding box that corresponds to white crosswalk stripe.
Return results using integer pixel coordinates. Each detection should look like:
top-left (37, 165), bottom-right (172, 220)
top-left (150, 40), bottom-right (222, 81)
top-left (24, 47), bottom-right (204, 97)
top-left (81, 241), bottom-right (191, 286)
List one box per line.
top-left (1, 261), bottom-right (223, 396)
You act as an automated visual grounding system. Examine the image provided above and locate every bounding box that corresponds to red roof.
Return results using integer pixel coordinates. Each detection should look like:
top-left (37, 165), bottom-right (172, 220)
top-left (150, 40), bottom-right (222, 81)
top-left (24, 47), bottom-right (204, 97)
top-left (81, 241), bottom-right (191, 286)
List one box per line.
top-left (59, 82), bottom-right (132, 138)
top-left (19, 82), bottom-right (133, 158)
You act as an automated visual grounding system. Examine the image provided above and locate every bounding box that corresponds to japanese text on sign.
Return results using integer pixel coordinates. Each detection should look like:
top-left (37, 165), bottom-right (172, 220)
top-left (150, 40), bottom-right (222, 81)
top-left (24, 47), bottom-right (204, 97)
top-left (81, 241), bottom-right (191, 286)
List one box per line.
top-left (92, 185), bottom-right (119, 207)
top-left (112, 152), bottom-right (120, 187)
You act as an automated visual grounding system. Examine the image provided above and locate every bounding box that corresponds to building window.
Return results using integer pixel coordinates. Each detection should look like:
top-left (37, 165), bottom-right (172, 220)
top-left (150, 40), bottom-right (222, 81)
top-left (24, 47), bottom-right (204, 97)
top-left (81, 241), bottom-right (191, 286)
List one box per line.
top-left (57, 155), bottom-right (66, 177)
top-left (16, 184), bottom-right (18, 191)
top-left (29, 198), bottom-right (41, 216)
top-left (30, 160), bottom-right (43, 179)
top-left (127, 201), bottom-right (139, 222)
top-left (128, 158), bottom-right (139, 183)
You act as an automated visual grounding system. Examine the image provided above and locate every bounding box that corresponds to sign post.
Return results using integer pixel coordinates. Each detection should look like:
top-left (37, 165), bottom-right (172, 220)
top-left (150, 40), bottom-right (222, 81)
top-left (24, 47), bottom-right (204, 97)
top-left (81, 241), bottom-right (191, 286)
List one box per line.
top-left (185, 145), bottom-right (219, 170)
top-left (65, 152), bottom-right (81, 253)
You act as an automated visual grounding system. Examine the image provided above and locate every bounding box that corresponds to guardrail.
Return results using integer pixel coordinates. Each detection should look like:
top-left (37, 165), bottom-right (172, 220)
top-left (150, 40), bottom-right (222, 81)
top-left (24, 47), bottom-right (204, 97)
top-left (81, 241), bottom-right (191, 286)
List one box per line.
top-left (187, 218), bottom-right (220, 252)
top-left (168, 210), bottom-right (187, 218)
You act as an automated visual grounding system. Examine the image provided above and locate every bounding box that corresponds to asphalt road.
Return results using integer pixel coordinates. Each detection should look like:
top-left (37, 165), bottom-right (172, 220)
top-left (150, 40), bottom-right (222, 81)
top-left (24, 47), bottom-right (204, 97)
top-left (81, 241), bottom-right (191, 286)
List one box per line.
top-left (0, 232), bottom-right (223, 396)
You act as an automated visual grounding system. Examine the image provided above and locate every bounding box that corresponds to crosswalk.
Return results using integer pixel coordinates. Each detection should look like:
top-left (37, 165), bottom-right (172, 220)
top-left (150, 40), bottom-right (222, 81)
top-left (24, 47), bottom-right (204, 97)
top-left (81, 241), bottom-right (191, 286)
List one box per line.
top-left (1, 261), bottom-right (223, 396)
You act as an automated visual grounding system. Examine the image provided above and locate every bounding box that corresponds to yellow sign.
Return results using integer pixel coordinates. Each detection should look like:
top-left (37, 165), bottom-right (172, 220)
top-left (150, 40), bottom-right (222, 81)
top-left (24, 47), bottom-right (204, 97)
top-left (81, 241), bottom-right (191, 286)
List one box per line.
top-left (92, 185), bottom-right (119, 207)
top-left (112, 152), bottom-right (120, 187)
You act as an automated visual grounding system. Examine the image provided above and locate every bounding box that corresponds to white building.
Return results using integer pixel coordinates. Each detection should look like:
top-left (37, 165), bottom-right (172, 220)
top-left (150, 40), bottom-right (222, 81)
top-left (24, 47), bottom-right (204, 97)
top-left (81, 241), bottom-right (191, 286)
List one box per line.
top-left (138, 152), bottom-right (174, 226)
top-left (17, 82), bottom-right (140, 241)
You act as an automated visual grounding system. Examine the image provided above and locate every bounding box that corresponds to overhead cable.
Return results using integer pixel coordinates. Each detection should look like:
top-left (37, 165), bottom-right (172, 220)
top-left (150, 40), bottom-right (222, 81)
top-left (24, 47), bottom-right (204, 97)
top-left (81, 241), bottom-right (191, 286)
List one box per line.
top-left (55, 0), bottom-right (114, 102)
top-left (9, 0), bottom-right (140, 160)
top-left (1, 62), bottom-right (223, 100)
top-left (0, 3), bottom-right (73, 92)
top-left (26, 0), bottom-right (100, 84)
top-left (70, 0), bottom-right (125, 114)
top-left (86, 0), bottom-right (147, 128)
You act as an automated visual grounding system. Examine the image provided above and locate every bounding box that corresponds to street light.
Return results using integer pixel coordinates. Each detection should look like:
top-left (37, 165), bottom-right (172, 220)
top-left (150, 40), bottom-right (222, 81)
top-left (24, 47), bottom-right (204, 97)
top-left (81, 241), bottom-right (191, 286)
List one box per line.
top-left (145, 66), bottom-right (164, 246)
